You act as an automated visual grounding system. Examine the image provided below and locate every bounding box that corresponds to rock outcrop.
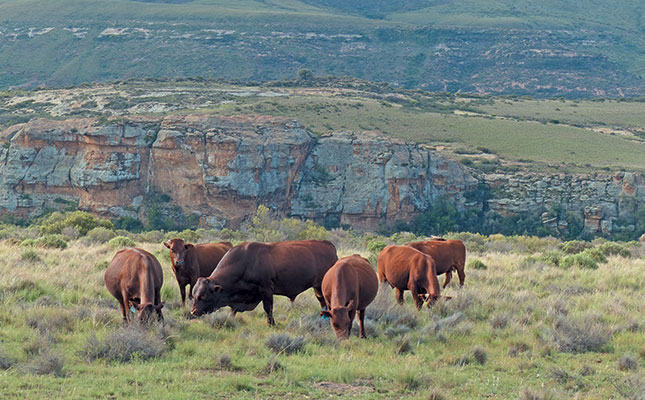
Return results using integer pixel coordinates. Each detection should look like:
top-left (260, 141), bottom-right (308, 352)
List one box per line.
top-left (1, 114), bottom-right (643, 234)
top-left (0, 115), bottom-right (478, 230)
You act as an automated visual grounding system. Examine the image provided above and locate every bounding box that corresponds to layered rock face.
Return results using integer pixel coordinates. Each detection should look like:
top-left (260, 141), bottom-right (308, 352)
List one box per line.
top-left (1, 115), bottom-right (643, 233)
top-left (0, 115), bottom-right (478, 229)
top-left (484, 172), bottom-right (645, 234)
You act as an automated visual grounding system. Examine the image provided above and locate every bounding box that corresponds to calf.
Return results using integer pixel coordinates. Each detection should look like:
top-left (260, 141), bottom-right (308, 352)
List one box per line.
top-left (321, 254), bottom-right (378, 340)
top-left (406, 239), bottom-right (466, 288)
top-left (104, 248), bottom-right (164, 323)
top-left (377, 245), bottom-right (445, 310)
top-left (191, 240), bottom-right (338, 326)
top-left (164, 239), bottom-right (233, 307)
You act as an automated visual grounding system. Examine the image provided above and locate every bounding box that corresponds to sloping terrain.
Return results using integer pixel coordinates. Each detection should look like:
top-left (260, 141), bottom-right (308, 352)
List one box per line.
top-left (0, 0), bottom-right (643, 97)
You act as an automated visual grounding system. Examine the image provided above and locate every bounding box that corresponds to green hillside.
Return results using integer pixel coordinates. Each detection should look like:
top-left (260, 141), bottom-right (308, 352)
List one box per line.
top-left (0, 0), bottom-right (643, 97)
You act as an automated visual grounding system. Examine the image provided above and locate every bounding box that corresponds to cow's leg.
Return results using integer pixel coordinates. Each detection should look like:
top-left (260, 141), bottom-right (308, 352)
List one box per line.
top-left (442, 271), bottom-right (453, 289)
top-left (312, 286), bottom-right (327, 310)
top-left (229, 308), bottom-right (237, 318)
top-left (457, 266), bottom-right (465, 287)
top-left (188, 282), bottom-right (194, 301)
top-left (261, 291), bottom-right (275, 326)
top-left (357, 309), bottom-right (367, 338)
top-left (348, 309), bottom-right (356, 338)
top-left (120, 290), bottom-right (131, 324)
top-left (410, 285), bottom-right (424, 310)
top-left (179, 284), bottom-right (186, 308)
top-left (395, 288), bottom-right (405, 305)
top-left (118, 299), bottom-right (128, 324)
top-left (155, 290), bottom-right (164, 323)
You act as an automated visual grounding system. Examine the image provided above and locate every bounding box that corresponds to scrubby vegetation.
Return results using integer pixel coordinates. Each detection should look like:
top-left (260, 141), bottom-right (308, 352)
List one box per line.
top-left (0, 207), bottom-right (643, 398)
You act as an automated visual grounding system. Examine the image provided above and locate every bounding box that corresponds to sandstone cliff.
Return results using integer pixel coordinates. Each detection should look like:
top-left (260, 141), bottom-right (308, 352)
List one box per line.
top-left (0, 115), bottom-right (477, 230)
top-left (1, 115), bottom-right (643, 234)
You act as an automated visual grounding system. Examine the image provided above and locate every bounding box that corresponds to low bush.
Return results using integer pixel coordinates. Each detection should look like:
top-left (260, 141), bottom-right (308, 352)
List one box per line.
top-left (472, 346), bottom-right (488, 364)
top-left (467, 259), bottom-right (487, 270)
top-left (20, 248), bottom-right (40, 262)
top-left (264, 334), bottom-right (306, 355)
top-left (23, 351), bottom-right (65, 377)
top-left (560, 253), bottom-right (598, 269)
top-left (0, 347), bottom-right (15, 370)
top-left (549, 316), bottom-right (611, 353)
top-left (84, 227), bottom-right (116, 244)
top-left (204, 310), bottom-right (238, 330)
top-left (597, 242), bottom-right (631, 258)
top-left (34, 234), bottom-right (68, 249)
top-left (79, 326), bottom-right (167, 363)
top-left (617, 353), bottom-right (639, 371)
top-left (108, 236), bottom-right (136, 248)
top-left (560, 240), bottom-right (592, 254)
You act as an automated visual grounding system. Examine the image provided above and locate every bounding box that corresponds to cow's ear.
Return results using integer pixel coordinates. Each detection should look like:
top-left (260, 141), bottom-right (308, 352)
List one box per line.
top-left (184, 243), bottom-right (194, 250)
top-left (320, 310), bottom-right (332, 318)
top-left (155, 302), bottom-right (165, 311)
top-left (163, 241), bottom-right (170, 249)
top-left (213, 285), bottom-right (223, 293)
top-left (345, 299), bottom-right (355, 310)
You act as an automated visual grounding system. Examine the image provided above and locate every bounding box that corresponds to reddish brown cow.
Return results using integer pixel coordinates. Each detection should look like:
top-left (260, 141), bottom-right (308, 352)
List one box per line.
top-left (406, 239), bottom-right (466, 288)
top-left (163, 239), bottom-right (233, 307)
top-left (191, 240), bottom-right (338, 325)
top-left (321, 254), bottom-right (378, 340)
top-left (104, 248), bottom-right (164, 323)
top-left (377, 245), bottom-right (444, 309)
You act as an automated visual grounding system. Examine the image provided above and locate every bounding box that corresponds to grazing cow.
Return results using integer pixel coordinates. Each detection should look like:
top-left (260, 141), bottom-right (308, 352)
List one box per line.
top-left (377, 245), bottom-right (445, 309)
top-left (163, 239), bottom-right (233, 307)
top-left (406, 239), bottom-right (466, 288)
top-left (104, 248), bottom-right (164, 323)
top-left (321, 254), bottom-right (378, 340)
top-left (191, 240), bottom-right (338, 325)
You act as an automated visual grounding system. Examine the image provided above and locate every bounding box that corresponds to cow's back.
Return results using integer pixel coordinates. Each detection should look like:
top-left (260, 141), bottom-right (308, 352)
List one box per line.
top-left (406, 240), bottom-right (465, 274)
top-left (378, 245), bottom-right (430, 289)
top-left (104, 248), bottom-right (163, 296)
top-left (193, 242), bottom-right (232, 277)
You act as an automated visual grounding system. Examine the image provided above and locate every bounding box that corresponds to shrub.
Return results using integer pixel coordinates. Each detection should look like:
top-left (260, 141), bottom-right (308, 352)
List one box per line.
top-left (23, 352), bottom-right (65, 377)
top-left (560, 240), bottom-right (592, 254)
top-left (94, 260), bottom-right (109, 271)
top-left (617, 353), bottom-right (639, 371)
top-left (579, 248), bottom-right (607, 263)
top-left (549, 316), bottom-right (611, 353)
top-left (34, 234), bottom-right (68, 249)
top-left (20, 248), bottom-right (40, 262)
top-left (108, 236), bottom-right (136, 248)
top-left (20, 238), bottom-right (37, 247)
top-left (490, 314), bottom-right (508, 329)
top-left (204, 310), bottom-right (238, 329)
top-left (84, 227), bottom-right (116, 244)
top-left (472, 346), bottom-right (488, 364)
top-left (366, 239), bottom-right (387, 253)
top-left (396, 337), bottom-right (413, 355)
top-left (467, 259), bottom-right (487, 270)
top-left (264, 334), bottom-right (306, 355)
top-left (265, 358), bottom-right (284, 373)
top-left (597, 242), bottom-right (632, 258)
top-left (540, 251), bottom-right (562, 267)
top-left (79, 326), bottom-right (167, 362)
top-left (560, 253), bottom-right (598, 269)
top-left (0, 347), bottom-right (15, 370)
top-left (39, 211), bottom-right (113, 237)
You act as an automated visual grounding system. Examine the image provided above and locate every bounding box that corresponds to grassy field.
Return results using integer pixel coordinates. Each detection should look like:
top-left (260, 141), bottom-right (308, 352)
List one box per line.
top-left (1, 226), bottom-right (644, 399)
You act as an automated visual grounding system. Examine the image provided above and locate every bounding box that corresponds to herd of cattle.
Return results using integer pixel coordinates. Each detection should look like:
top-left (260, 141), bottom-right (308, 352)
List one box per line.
top-left (104, 238), bottom-right (466, 340)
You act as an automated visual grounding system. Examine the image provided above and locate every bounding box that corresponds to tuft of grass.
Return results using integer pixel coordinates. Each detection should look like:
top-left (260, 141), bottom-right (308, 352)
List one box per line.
top-left (618, 354), bottom-right (639, 371)
top-left (23, 352), bottom-right (65, 377)
top-left (467, 258), bottom-right (487, 270)
top-left (520, 389), bottom-right (560, 400)
top-left (265, 334), bottom-right (306, 355)
top-left (490, 314), bottom-right (508, 329)
top-left (0, 347), bottom-right (16, 370)
top-left (472, 346), bottom-right (488, 364)
top-left (395, 368), bottom-right (429, 392)
top-left (265, 358), bottom-right (285, 374)
top-left (396, 337), bottom-right (413, 355)
top-left (79, 326), bottom-right (167, 362)
top-left (204, 310), bottom-right (238, 330)
top-left (549, 316), bottom-right (611, 353)
top-left (20, 248), bottom-right (40, 262)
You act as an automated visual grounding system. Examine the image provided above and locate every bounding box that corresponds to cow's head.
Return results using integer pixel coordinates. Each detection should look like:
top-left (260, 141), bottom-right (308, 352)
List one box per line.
top-left (190, 277), bottom-right (224, 317)
top-left (164, 239), bottom-right (194, 269)
top-left (320, 299), bottom-right (355, 340)
top-left (135, 301), bottom-right (164, 323)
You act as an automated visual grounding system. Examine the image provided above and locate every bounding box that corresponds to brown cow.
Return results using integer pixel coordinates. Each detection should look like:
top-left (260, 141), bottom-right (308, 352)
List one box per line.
top-left (163, 239), bottom-right (233, 307)
top-left (321, 254), bottom-right (378, 340)
top-left (406, 239), bottom-right (466, 288)
top-left (377, 245), bottom-right (443, 310)
top-left (104, 248), bottom-right (164, 323)
top-left (191, 240), bottom-right (338, 325)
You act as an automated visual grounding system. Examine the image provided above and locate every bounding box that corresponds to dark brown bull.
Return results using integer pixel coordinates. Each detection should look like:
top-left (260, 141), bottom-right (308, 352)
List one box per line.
top-left (191, 240), bottom-right (338, 326)
top-left (406, 239), bottom-right (466, 288)
top-left (321, 254), bottom-right (378, 340)
top-left (377, 245), bottom-right (445, 309)
top-left (104, 248), bottom-right (164, 323)
top-left (163, 239), bottom-right (233, 307)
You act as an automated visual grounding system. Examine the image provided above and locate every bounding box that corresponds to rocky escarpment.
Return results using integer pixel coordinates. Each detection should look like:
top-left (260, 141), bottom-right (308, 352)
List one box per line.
top-left (0, 115), bottom-right (478, 229)
top-left (1, 115), bottom-right (643, 234)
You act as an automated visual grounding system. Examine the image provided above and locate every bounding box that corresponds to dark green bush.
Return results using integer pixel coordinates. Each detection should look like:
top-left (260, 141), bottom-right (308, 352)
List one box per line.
top-left (20, 248), bottom-right (40, 262)
top-left (467, 259), bottom-right (487, 270)
top-left (34, 235), bottom-right (68, 249)
top-left (560, 253), bottom-right (598, 269)
top-left (597, 242), bottom-right (631, 258)
top-left (84, 227), bottom-right (116, 244)
top-left (560, 240), bottom-right (593, 254)
top-left (39, 211), bottom-right (113, 237)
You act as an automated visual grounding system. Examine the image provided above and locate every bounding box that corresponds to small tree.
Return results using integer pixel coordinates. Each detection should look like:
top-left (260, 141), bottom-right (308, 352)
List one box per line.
top-left (297, 68), bottom-right (314, 81)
